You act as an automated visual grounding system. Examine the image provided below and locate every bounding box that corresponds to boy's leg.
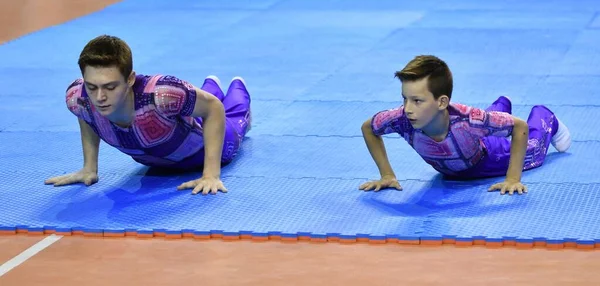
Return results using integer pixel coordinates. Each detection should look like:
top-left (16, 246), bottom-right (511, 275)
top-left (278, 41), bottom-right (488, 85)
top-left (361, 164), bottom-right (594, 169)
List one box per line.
top-left (193, 75), bottom-right (225, 126)
top-left (458, 96), bottom-right (513, 178)
top-left (468, 136), bottom-right (512, 178)
top-left (473, 105), bottom-right (564, 178)
top-left (223, 77), bottom-right (251, 137)
top-left (485, 96), bottom-right (512, 114)
top-left (522, 105), bottom-right (571, 168)
top-left (220, 77), bottom-right (252, 164)
top-left (200, 75), bottom-right (225, 101)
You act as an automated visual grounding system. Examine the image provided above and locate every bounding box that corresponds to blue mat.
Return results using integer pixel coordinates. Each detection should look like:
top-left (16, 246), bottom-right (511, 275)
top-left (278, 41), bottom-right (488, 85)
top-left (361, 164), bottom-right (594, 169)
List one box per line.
top-left (1, 0), bottom-right (600, 245)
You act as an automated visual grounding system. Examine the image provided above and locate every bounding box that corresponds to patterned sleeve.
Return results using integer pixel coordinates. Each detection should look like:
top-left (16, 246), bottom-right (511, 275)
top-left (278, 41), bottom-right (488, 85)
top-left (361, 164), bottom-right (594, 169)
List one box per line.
top-left (370, 106), bottom-right (405, 136)
top-left (469, 107), bottom-right (515, 137)
top-left (65, 78), bottom-right (86, 119)
top-left (153, 75), bottom-right (198, 117)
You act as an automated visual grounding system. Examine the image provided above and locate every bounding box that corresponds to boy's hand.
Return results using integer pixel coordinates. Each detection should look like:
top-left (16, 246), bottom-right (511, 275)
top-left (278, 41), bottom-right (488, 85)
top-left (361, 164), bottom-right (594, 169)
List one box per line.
top-left (44, 169), bottom-right (98, 187)
top-left (359, 175), bottom-right (403, 192)
top-left (177, 175), bottom-right (228, 195)
top-left (488, 180), bottom-right (527, 195)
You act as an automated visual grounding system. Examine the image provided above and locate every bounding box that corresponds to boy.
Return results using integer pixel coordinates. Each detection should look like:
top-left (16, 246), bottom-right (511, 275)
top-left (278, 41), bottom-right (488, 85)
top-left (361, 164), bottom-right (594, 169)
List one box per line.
top-left (44, 35), bottom-right (252, 196)
top-left (359, 55), bottom-right (571, 195)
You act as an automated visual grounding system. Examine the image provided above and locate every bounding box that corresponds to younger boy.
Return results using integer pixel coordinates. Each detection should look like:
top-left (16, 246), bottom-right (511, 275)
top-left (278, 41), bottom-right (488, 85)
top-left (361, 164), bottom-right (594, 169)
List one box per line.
top-left (359, 55), bottom-right (571, 195)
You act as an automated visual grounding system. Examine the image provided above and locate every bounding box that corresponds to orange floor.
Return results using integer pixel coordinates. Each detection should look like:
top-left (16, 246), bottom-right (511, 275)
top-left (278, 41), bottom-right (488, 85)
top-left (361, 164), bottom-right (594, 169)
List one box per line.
top-left (1, 1), bottom-right (599, 285)
top-left (1, 234), bottom-right (600, 285)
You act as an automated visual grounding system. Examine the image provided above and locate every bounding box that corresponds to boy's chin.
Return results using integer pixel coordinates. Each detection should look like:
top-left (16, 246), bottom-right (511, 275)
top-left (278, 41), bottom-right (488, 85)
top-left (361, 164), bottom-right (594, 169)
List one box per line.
top-left (409, 120), bottom-right (423, 129)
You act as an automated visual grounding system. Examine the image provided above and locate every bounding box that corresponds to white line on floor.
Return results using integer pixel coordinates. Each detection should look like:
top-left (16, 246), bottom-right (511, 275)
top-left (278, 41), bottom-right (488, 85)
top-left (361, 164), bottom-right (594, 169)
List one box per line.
top-left (0, 234), bottom-right (62, 277)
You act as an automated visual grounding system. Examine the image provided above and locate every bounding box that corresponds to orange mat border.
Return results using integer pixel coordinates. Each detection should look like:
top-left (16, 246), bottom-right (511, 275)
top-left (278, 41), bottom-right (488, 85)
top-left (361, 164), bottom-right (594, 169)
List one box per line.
top-left (1, 229), bottom-right (597, 251)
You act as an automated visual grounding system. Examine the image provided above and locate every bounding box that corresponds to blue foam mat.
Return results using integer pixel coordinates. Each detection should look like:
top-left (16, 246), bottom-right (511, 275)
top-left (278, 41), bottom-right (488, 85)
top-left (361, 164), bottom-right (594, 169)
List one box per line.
top-left (0, 173), bottom-right (427, 235)
top-left (3, 94), bottom-right (597, 141)
top-left (1, 172), bottom-right (599, 241)
top-left (1, 0), bottom-right (600, 243)
top-left (591, 13), bottom-right (600, 28)
top-left (270, 0), bottom-right (599, 12)
top-left (0, 130), bottom-right (598, 185)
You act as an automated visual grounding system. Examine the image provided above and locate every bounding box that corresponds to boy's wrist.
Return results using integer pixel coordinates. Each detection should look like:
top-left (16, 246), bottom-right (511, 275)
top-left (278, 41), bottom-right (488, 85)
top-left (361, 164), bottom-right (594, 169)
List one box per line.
top-left (82, 165), bottom-right (98, 173)
top-left (505, 175), bottom-right (521, 183)
top-left (381, 173), bottom-right (396, 180)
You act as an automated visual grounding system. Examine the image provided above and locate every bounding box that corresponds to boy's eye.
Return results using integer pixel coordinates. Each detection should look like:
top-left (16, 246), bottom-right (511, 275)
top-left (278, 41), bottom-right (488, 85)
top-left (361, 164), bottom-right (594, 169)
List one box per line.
top-left (87, 85), bottom-right (116, 90)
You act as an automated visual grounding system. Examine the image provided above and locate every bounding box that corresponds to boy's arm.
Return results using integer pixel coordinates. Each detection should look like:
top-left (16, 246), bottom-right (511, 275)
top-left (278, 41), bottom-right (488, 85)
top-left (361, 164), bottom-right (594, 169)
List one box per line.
top-left (361, 118), bottom-right (396, 179)
top-left (505, 117), bottom-right (529, 182)
top-left (156, 77), bottom-right (228, 195)
top-left (488, 116), bottom-right (529, 195)
top-left (190, 88), bottom-right (226, 179)
top-left (176, 86), bottom-right (228, 195)
top-left (152, 78), bottom-right (225, 179)
top-left (44, 118), bottom-right (100, 186)
top-left (79, 118), bottom-right (101, 173)
top-left (46, 81), bottom-right (100, 187)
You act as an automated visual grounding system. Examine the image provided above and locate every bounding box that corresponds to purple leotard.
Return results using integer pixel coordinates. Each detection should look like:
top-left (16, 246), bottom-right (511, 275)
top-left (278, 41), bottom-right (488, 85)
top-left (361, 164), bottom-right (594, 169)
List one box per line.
top-left (66, 74), bottom-right (251, 169)
top-left (371, 96), bottom-right (558, 178)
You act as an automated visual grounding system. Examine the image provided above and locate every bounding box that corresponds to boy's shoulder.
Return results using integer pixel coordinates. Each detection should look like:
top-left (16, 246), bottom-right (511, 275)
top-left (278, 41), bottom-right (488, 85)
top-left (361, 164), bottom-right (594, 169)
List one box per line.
top-left (448, 102), bottom-right (494, 129)
top-left (66, 78), bottom-right (84, 93)
top-left (65, 78), bottom-right (86, 104)
top-left (448, 102), bottom-right (476, 116)
top-left (65, 78), bottom-right (93, 120)
top-left (145, 74), bottom-right (197, 117)
top-left (449, 102), bottom-right (513, 129)
top-left (449, 102), bottom-right (487, 120)
top-left (136, 74), bottom-right (195, 97)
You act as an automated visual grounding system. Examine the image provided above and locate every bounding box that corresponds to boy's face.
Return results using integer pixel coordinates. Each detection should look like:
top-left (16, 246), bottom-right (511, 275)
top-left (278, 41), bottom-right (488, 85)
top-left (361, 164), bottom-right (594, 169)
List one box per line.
top-left (83, 65), bottom-right (134, 118)
top-left (401, 77), bottom-right (447, 130)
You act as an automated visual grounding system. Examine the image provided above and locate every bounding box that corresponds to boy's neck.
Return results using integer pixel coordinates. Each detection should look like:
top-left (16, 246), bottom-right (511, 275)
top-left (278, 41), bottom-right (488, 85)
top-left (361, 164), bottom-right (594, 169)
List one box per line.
top-left (109, 89), bottom-right (135, 128)
top-left (422, 109), bottom-right (450, 142)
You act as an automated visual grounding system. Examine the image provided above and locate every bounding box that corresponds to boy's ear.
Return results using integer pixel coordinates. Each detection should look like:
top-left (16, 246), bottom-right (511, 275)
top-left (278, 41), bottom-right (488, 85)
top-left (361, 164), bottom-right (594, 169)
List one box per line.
top-left (127, 71), bottom-right (136, 87)
top-left (438, 95), bottom-right (449, 110)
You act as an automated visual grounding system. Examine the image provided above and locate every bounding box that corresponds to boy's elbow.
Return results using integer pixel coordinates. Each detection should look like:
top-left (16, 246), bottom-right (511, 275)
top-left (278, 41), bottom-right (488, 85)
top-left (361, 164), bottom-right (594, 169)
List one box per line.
top-left (195, 95), bottom-right (225, 119)
top-left (361, 118), bottom-right (373, 133)
top-left (513, 118), bottom-right (529, 136)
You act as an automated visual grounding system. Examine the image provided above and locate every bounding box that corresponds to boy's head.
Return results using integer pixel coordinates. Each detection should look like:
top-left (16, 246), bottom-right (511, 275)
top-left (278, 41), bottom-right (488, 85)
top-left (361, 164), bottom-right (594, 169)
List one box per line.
top-left (394, 55), bottom-right (453, 129)
top-left (77, 35), bottom-right (136, 117)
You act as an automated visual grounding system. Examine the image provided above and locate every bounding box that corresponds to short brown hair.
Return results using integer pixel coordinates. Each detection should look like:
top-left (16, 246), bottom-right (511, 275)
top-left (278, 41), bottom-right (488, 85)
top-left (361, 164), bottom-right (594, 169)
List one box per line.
top-left (78, 35), bottom-right (133, 79)
top-left (394, 55), bottom-right (453, 100)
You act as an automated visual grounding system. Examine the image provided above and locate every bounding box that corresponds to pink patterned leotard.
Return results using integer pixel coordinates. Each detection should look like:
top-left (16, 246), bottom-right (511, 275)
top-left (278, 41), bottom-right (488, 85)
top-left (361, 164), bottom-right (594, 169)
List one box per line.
top-left (371, 102), bottom-right (515, 176)
top-left (65, 74), bottom-right (247, 169)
